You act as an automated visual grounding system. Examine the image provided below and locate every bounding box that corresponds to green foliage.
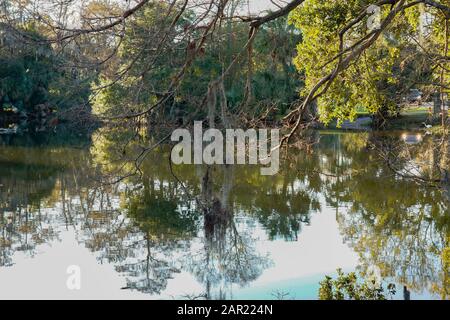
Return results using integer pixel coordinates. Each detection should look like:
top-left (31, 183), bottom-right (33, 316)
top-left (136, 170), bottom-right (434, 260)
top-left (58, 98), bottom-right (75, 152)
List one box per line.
top-left (91, 5), bottom-right (301, 120)
top-left (289, 0), bottom-right (439, 126)
top-left (251, 17), bottom-right (303, 114)
top-left (443, 244), bottom-right (450, 299)
top-left (331, 133), bottom-right (449, 298)
top-left (318, 269), bottom-right (396, 300)
top-left (0, 27), bottom-right (51, 112)
top-left (0, 24), bottom-right (90, 114)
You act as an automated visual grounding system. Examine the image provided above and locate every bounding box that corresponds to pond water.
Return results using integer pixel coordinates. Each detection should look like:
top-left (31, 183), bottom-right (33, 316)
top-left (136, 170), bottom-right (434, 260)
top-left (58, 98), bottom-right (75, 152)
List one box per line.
top-left (0, 129), bottom-right (448, 300)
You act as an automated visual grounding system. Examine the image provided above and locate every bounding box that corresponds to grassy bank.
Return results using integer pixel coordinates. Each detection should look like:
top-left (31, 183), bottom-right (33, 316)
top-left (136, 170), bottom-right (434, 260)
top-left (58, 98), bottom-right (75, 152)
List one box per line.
top-left (321, 106), bottom-right (446, 131)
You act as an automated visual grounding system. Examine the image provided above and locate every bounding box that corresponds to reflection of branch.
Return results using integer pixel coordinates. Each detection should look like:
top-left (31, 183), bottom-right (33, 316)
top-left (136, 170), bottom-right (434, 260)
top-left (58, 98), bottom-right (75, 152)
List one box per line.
top-left (168, 144), bottom-right (199, 206)
top-left (372, 141), bottom-right (442, 186)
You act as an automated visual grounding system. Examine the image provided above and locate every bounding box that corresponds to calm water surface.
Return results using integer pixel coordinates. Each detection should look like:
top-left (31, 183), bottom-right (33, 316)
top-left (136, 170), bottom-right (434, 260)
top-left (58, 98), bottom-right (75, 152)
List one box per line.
top-left (0, 129), bottom-right (448, 299)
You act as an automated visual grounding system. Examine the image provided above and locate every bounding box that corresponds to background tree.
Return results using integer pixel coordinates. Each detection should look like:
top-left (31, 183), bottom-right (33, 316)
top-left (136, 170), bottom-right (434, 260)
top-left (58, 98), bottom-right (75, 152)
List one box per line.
top-left (288, 0), bottom-right (443, 127)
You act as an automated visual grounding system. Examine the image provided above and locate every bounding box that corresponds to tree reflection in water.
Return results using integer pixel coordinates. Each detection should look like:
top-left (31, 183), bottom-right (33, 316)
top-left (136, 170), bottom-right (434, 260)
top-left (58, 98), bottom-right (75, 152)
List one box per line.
top-left (0, 128), bottom-right (448, 299)
top-left (330, 132), bottom-right (449, 299)
top-left (185, 165), bottom-right (272, 300)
